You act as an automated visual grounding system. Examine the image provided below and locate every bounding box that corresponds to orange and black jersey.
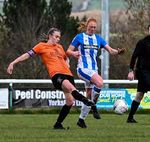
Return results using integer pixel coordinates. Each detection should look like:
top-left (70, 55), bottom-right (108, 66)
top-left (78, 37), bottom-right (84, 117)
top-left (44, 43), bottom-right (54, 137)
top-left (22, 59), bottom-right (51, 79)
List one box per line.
top-left (29, 42), bottom-right (73, 78)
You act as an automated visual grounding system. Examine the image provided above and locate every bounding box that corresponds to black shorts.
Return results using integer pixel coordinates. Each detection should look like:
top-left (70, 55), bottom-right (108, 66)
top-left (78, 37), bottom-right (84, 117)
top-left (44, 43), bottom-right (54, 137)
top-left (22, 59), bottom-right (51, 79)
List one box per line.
top-left (51, 74), bottom-right (75, 90)
top-left (136, 69), bottom-right (150, 93)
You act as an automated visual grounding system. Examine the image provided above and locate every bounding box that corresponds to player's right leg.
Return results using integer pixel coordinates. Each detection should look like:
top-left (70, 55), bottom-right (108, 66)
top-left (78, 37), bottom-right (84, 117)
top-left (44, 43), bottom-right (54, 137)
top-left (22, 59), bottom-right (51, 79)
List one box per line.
top-left (91, 86), bottom-right (101, 119)
top-left (90, 73), bottom-right (103, 119)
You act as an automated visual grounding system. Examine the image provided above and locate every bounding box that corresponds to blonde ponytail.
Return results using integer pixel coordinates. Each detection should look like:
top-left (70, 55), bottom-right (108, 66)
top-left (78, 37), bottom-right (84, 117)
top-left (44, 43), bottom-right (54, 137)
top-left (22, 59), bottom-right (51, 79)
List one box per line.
top-left (78, 22), bottom-right (86, 32)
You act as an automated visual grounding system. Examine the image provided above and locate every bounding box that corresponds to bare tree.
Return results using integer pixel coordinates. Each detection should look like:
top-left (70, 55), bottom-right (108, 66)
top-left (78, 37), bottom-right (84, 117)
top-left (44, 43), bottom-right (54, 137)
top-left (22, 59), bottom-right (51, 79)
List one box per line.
top-left (107, 0), bottom-right (150, 80)
top-left (1, 0), bottom-right (79, 79)
top-left (124, 0), bottom-right (150, 32)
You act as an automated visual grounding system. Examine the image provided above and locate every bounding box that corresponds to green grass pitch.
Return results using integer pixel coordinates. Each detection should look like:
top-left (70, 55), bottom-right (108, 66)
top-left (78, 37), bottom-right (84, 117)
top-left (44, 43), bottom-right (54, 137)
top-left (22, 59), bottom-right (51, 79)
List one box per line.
top-left (0, 114), bottom-right (149, 142)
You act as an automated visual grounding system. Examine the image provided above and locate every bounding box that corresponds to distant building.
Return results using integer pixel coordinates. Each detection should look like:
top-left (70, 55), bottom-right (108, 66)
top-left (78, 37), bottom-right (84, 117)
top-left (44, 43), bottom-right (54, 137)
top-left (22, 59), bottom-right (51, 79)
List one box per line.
top-left (80, 0), bottom-right (91, 11)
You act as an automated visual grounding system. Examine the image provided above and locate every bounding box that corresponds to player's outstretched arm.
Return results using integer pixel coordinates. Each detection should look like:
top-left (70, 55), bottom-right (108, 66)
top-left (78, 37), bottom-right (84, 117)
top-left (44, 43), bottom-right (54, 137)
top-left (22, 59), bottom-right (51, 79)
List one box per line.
top-left (7, 53), bottom-right (30, 75)
top-left (104, 45), bottom-right (126, 55)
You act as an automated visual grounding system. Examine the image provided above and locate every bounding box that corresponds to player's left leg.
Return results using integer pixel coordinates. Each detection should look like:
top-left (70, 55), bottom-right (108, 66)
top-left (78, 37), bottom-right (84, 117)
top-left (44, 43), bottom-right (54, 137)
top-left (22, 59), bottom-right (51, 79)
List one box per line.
top-left (53, 92), bottom-right (74, 129)
top-left (127, 92), bottom-right (144, 123)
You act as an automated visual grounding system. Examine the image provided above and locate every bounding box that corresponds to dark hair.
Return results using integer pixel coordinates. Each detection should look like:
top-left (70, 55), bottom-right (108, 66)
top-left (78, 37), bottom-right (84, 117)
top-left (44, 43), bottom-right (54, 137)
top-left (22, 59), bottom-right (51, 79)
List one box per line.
top-left (39, 27), bottom-right (60, 42)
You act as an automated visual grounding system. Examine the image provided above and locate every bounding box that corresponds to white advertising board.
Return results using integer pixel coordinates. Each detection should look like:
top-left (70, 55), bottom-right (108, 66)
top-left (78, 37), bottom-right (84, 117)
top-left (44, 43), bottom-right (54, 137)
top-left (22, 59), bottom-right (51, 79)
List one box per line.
top-left (0, 88), bottom-right (9, 109)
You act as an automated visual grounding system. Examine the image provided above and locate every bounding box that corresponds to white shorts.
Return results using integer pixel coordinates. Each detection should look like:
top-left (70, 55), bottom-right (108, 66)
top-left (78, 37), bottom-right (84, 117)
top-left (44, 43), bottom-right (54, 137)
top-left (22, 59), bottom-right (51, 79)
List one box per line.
top-left (77, 68), bottom-right (97, 88)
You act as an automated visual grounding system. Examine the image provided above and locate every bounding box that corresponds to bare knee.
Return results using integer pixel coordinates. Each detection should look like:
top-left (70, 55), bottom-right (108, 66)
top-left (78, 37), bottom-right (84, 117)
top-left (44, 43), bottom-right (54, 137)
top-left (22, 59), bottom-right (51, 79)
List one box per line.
top-left (66, 98), bottom-right (74, 106)
top-left (91, 74), bottom-right (103, 88)
top-left (65, 94), bottom-right (74, 106)
top-left (61, 80), bottom-right (75, 93)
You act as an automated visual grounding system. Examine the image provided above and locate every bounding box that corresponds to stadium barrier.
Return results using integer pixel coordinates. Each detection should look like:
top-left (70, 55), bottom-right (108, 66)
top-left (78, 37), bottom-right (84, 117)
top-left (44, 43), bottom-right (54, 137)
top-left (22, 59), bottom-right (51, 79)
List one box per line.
top-left (0, 79), bottom-right (138, 84)
top-left (0, 79), bottom-right (138, 110)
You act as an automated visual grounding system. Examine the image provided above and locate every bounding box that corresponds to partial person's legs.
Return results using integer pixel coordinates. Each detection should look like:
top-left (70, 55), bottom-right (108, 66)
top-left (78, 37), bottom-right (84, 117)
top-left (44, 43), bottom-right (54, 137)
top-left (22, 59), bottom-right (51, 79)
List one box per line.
top-left (92, 86), bottom-right (101, 103)
top-left (54, 80), bottom-right (95, 129)
top-left (53, 92), bottom-right (74, 129)
top-left (77, 73), bottom-right (102, 128)
top-left (91, 73), bottom-right (103, 102)
top-left (77, 105), bottom-right (90, 128)
top-left (90, 73), bottom-right (103, 119)
top-left (76, 69), bottom-right (102, 127)
top-left (127, 92), bottom-right (144, 123)
top-left (62, 80), bottom-right (95, 106)
top-left (77, 88), bottom-right (92, 128)
top-left (77, 68), bottom-right (100, 106)
top-left (91, 86), bottom-right (101, 119)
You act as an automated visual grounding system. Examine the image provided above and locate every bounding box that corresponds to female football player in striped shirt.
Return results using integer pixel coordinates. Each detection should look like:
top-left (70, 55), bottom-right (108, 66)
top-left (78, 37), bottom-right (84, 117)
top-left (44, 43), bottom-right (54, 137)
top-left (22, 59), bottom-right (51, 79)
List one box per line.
top-left (67, 18), bottom-right (125, 128)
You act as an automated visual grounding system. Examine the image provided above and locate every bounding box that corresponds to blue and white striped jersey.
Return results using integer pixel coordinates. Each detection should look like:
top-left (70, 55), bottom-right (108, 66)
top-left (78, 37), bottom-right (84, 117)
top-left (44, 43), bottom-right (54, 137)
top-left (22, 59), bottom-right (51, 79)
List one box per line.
top-left (71, 32), bottom-right (107, 71)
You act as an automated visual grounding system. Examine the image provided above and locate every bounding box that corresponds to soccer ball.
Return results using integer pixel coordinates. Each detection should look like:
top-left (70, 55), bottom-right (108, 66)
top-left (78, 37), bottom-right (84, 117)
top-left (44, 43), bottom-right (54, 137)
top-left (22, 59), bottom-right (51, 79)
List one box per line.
top-left (113, 99), bottom-right (128, 115)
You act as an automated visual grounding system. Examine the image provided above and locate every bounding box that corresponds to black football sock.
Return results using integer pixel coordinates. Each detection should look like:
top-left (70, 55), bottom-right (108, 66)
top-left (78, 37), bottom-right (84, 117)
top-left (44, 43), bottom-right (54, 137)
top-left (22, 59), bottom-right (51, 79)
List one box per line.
top-left (128, 100), bottom-right (140, 119)
top-left (56, 104), bottom-right (71, 124)
top-left (71, 90), bottom-right (89, 104)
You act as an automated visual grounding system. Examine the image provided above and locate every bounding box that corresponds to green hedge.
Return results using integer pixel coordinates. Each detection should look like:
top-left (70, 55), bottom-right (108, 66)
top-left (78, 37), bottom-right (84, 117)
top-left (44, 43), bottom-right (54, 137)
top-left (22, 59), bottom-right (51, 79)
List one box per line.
top-left (0, 108), bottom-right (149, 114)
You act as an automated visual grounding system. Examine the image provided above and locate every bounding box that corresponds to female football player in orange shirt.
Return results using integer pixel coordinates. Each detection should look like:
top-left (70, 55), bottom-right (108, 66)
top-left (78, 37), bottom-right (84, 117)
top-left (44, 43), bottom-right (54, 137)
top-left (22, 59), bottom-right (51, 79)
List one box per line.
top-left (7, 27), bottom-right (95, 129)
